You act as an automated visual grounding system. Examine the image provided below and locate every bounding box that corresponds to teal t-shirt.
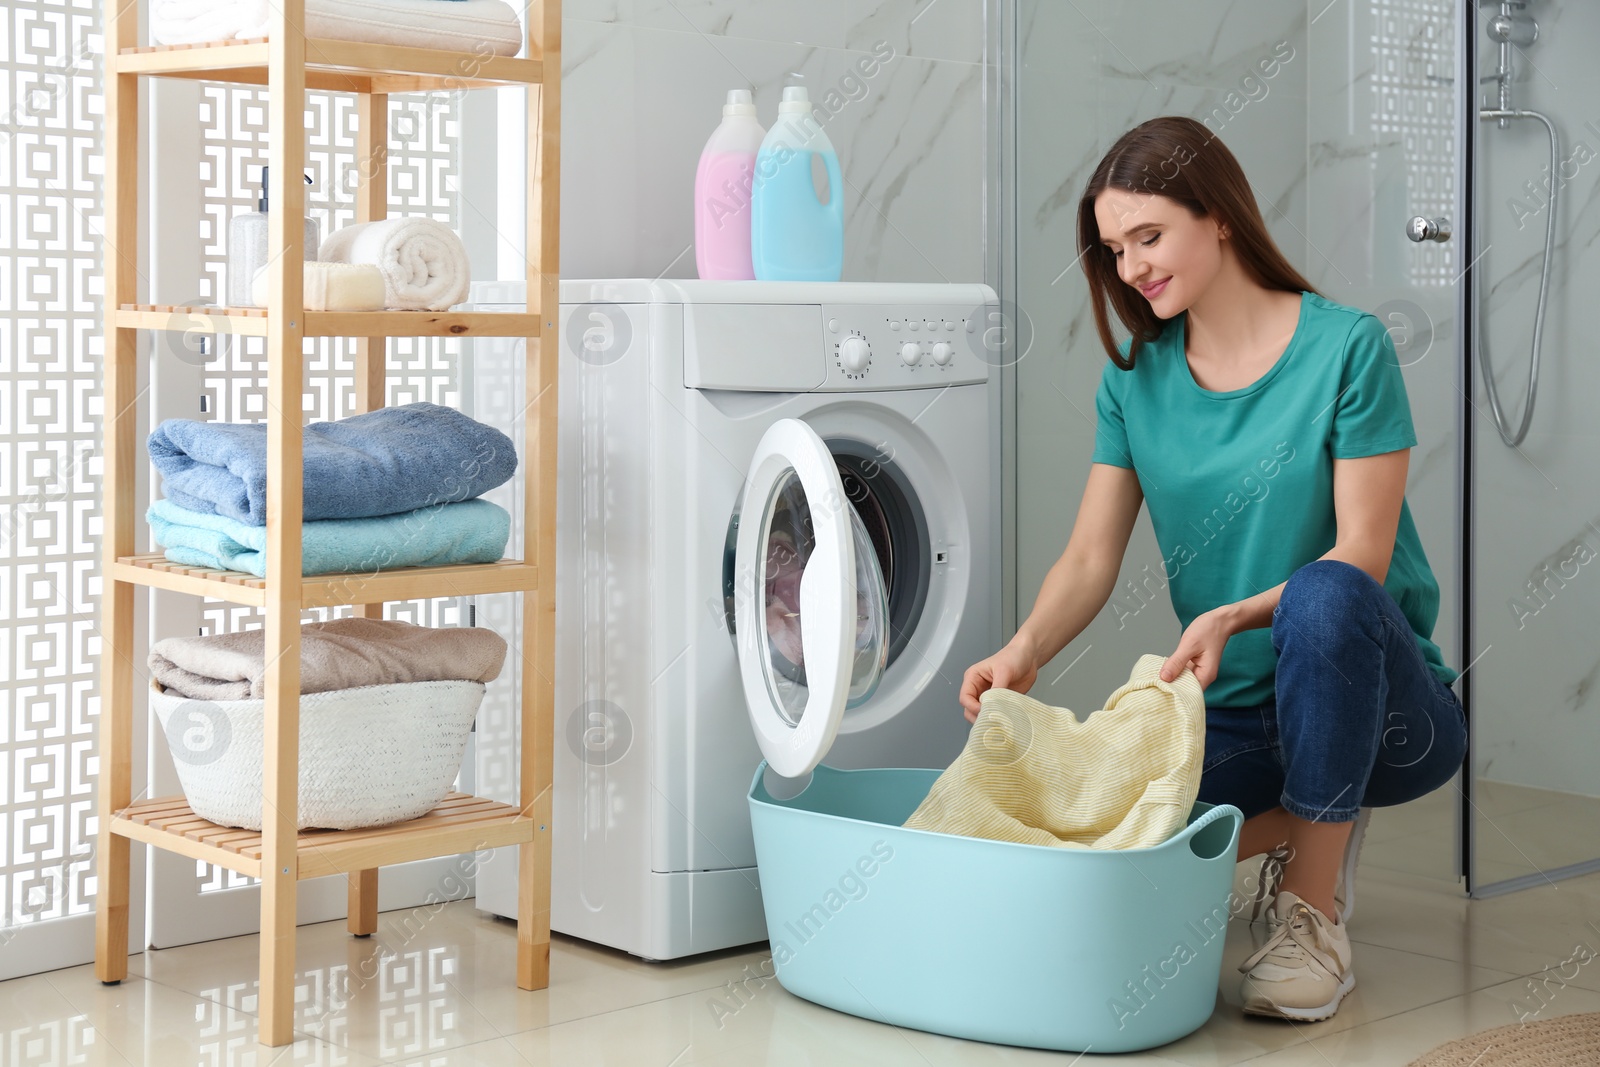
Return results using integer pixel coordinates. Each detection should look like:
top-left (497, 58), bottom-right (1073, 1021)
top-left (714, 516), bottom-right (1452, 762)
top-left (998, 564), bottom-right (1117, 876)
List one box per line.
top-left (1090, 290), bottom-right (1457, 707)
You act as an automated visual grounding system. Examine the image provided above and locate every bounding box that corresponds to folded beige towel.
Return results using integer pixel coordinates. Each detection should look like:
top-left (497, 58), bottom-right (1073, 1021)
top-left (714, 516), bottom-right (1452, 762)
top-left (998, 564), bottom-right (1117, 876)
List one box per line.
top-left (902, 654), bottom-right (1205, 850)
top-left (251, 260), bottom-right (387, 312)
top-left (149, 618), bottom-right (508, 701)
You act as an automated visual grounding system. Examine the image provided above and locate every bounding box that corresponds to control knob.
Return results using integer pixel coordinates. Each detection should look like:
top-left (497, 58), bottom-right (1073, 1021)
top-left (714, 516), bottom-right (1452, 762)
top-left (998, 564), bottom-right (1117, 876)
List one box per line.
top-left (931, 341), bottom-right (955, 366)
top-left (839, 336), bottom-right (871, 374)
top-left (899, 341), bottom-right (922, 366)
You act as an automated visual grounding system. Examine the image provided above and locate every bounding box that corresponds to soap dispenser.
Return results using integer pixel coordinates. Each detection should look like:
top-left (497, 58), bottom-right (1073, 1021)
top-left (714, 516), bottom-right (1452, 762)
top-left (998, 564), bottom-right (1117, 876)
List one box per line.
top-left (751, 85), bottom-right (844, 282)
top-left (227, 167), bottom-right (319, 307)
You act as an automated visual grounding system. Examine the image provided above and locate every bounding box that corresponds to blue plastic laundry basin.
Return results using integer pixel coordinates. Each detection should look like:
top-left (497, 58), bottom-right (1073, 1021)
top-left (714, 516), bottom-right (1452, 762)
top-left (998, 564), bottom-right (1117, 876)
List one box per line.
top-left (747, 762), bottom-right (1244, 1054)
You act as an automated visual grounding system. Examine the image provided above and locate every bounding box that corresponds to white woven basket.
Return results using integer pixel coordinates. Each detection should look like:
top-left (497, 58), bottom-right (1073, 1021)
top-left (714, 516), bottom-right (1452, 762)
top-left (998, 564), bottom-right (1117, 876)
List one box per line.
top-left (149, 678), bottom-right (485, 831)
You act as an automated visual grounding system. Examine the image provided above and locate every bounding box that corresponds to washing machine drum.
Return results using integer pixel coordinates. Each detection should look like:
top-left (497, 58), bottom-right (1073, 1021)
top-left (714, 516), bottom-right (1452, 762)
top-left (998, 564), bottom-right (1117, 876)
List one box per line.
top-left (730, 419), bottom-right (896, 779)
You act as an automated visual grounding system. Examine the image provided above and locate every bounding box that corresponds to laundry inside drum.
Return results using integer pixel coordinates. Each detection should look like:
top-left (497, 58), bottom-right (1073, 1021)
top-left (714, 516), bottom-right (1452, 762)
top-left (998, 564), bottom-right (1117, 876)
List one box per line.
top-left (758, 468), bottom-right (889, 726)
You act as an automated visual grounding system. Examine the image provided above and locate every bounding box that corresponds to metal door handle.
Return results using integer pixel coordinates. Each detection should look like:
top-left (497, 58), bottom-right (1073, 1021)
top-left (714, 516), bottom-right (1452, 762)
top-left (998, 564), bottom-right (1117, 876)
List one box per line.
top-left (1406, 216), bottom-right (1452, 243)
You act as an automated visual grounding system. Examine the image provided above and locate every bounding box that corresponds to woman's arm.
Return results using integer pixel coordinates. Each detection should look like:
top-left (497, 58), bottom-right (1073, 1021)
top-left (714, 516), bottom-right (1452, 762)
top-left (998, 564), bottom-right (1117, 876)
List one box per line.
top-left (1160, 449), bottom-right (1410, 685)
top-left (1220, 448), bottom-right (1410, 634)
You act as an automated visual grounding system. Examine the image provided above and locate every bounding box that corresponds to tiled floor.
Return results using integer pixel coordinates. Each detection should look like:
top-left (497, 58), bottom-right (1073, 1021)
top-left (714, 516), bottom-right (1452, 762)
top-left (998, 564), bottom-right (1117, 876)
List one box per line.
top-left (5, 785), bottom-right (1600, 1066)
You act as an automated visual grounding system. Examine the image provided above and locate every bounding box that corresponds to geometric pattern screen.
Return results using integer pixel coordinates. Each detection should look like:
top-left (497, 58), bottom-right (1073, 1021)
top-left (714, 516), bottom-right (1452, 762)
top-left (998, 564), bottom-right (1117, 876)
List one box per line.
top-left (0, 0), bottom-right (464, 927)
top-left (0, 0), bottom-right (105, 939)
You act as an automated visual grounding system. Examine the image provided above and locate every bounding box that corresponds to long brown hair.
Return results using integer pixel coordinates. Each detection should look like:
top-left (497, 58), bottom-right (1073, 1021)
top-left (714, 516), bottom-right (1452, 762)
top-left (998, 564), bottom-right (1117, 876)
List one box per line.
top-left (1078, 116), bottom-right (1321, 370)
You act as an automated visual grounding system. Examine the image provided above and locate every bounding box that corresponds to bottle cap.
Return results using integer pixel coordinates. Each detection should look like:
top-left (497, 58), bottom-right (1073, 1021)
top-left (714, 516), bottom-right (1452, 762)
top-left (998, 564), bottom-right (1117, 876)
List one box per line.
top-left (257, 166), bottom-right (315, 213)
top-left (778, 85), bottom-right (812, 115)
top-left (722, 88), bottom-right (756, 118)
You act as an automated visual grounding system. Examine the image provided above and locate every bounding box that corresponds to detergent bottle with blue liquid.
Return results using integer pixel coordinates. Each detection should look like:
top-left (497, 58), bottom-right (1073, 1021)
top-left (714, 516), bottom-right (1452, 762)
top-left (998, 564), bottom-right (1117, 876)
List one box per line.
top-left (751, 85), bottom-right (844, 281)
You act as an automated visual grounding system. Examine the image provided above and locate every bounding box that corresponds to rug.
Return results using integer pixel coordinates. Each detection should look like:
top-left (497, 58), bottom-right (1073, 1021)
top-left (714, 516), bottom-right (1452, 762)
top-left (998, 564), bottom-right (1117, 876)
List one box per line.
top-left (1406, 1011), bottom-right (1600, 1066)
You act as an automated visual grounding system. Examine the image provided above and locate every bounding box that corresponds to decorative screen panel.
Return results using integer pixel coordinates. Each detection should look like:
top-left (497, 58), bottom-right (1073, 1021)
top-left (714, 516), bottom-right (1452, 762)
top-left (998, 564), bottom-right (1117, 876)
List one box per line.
top-left (187, 86), bottom-right (464, 893)
top-left (0, 0), bottom-right (104, 942)
top-left (1372, 0), bottom-right (1456, 284)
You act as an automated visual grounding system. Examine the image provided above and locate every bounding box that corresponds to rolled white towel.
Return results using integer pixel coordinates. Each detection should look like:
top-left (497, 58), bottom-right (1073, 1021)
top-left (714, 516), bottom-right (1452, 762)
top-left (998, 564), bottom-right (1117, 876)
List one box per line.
top-left (251, 261), bottom-right (388, 311)
top-left (150, 0), bottom-right (524, 57)
top-left (150, 0), bottom-right (272, 44)
top-left (319, 218), bottom-right (471, 311)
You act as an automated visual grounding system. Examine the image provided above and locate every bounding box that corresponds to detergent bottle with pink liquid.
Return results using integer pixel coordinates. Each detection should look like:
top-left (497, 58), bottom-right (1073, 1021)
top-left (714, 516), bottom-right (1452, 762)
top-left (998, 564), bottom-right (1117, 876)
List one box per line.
top-left (694, 89), bottom-right (765, 280)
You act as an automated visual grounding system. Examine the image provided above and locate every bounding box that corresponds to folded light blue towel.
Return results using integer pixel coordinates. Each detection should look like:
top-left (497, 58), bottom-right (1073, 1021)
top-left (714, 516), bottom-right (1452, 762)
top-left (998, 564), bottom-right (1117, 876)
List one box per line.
top-left (147, 497), bottom-right (510, 577)
top-left (148, 402), bottom-right (517, 526)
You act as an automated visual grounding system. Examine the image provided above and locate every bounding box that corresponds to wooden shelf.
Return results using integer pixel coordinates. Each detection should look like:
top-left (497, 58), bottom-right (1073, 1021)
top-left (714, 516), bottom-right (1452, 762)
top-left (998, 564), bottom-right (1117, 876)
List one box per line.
top-left (114, 37), bottom-right (544, 93)
top-left (97, 0), bottom-right (561, 1044)
top-left (110, 794), bottom-right (536, 881)
top-left (113, 553), bottom-right (538, 608)
top-left (116, 305), bottom-right (541, 338)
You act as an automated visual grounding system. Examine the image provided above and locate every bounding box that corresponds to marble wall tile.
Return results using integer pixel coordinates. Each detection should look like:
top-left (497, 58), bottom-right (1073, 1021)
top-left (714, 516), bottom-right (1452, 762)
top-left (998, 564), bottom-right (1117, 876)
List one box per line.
top-left (1041, 0), bottom-right (1308, 95)
top-left (569, 0), bottom-right (985, 63)
top-left (559, 2), bottom-right (986, 281)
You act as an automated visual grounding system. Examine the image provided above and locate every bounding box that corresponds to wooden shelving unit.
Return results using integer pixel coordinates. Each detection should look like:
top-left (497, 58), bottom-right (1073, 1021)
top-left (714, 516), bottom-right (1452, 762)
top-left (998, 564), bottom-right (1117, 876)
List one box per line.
top-left (94, 0), bottom-right (561, 1047)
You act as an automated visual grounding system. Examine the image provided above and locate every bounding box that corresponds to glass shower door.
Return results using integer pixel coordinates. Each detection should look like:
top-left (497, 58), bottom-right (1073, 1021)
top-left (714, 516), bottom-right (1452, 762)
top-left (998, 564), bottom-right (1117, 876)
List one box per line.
top-left (1463, 0), bottom-right (1600, 896)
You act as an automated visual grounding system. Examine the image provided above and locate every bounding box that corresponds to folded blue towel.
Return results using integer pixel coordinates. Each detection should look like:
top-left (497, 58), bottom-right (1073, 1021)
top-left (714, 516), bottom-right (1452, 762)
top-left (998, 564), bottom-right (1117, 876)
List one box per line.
top-left (147, 497), bottom-right (510, 577)
top-left (148, 402), bottom-right (517, 526)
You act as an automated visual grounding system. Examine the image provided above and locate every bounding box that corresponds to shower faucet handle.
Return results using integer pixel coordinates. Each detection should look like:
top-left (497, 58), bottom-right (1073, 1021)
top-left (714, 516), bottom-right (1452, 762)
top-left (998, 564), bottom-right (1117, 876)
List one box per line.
top-left (1406, 216), bottom-right (1452, 243)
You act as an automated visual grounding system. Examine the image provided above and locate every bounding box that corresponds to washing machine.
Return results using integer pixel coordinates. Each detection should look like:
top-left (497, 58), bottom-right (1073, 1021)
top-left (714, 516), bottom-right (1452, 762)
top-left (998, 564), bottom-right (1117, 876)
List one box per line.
top-left (470, 279), bottom-right (1001, 960)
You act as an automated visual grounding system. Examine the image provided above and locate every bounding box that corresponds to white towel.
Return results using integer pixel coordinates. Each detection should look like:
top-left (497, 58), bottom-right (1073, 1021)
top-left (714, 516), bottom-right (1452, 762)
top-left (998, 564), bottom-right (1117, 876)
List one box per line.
top-left (252, 260), bottom-right (387, 311)
top-left (149, 0), bottom-right (524, 57)
top-left (319, 217), bottom-right (471, 311)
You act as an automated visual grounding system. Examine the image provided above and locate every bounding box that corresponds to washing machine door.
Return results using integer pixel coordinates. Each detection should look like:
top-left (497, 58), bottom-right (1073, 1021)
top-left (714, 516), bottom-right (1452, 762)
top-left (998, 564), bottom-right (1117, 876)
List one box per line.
top-left (734, 418), bottom-right (889, 778)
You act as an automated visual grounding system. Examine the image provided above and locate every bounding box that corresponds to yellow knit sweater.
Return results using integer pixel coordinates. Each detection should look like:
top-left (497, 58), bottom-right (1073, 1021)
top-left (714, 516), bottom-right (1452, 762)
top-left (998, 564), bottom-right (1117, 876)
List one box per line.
top-left (902, 654), bottom-right (1206, 850)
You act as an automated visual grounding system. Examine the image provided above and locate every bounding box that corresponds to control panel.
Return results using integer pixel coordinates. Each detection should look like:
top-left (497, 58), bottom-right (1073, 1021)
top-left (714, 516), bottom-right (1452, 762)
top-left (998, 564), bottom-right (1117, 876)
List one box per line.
top-left (822, 304), bottom-right (995, 390)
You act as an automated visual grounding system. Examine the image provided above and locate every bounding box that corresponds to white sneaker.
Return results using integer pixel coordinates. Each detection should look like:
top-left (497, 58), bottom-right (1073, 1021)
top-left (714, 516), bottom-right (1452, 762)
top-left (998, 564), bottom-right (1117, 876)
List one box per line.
top-left (1333, 807), bottom-right (1371, 923)
top-left (1239, 890), bottom-right (1356, 1021)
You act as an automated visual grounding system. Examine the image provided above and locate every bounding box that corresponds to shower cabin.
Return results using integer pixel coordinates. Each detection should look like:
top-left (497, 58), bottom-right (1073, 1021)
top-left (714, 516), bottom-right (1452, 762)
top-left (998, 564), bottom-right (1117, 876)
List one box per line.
top-left (994, 0), bottom-right (1599, 897)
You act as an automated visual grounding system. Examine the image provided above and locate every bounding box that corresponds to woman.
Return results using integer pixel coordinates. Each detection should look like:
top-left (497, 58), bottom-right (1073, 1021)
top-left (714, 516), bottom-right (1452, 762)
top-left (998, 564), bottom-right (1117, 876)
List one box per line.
top-left (959, 116), bottom-right (1466, 1022)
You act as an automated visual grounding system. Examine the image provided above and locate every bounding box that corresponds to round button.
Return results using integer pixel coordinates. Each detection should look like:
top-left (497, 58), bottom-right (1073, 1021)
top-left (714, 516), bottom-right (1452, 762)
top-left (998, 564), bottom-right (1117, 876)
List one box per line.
top-left (943, 320), bottom-right (955, 331)
top-left (827, 317), bottom-right (840, 333)
top-left (899, 341), bottom-right (921, 366)
top-left (839, 336), bottom-right (871, 374)
top-left (931, 341), bottom-right (955, 366)
top-left (907, 320), bottom-right (920, 332)
top-left (889, 320), bottom-right (901, 331)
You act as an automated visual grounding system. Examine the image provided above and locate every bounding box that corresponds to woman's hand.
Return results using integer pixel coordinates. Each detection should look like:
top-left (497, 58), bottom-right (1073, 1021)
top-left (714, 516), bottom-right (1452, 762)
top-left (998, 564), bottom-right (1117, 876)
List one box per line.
top-left (1159, 607), bottom-right (1234, 689)
top-left (959, 639), bottom-right (1040, 724)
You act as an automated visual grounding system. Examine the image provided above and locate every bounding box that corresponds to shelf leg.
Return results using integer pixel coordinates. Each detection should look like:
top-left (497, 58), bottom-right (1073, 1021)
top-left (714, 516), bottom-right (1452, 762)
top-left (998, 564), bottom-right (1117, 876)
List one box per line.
top-left (348, 870), bottom-right (379, 937)
top-left (93, 578), bottom-right (133, 983)
top-left (94, 326), bottom-right (136, 985)
top-left (258, 0), bottom-right (309, 1045)
top-left (517, 0), bottom-right (561, 993)
top-left (517, 836), bottom-right (550, 988)
top-left (92, 579), bottom-right (134, 984)
top-left (93, 836), bottom-right (130, 984)
top-left (95, 0), bottom-right (139, 987)
top-left (343, 81), bottom-right (389, 950)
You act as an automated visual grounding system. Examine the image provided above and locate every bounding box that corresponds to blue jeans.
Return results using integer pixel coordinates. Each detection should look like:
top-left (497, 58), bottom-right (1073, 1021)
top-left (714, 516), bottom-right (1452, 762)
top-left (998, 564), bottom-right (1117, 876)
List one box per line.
top-left (1197, 559), bottom-right (1468, 824)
